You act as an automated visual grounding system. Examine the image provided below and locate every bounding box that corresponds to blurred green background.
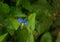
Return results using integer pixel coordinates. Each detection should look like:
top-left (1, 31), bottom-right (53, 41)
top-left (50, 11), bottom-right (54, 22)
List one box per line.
top-left (0, 0), bottom-right (60, 42)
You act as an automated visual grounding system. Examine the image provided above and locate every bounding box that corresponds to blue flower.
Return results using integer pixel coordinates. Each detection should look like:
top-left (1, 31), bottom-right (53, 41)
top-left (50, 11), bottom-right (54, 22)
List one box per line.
top-left (24, 20), bottom-right (28, 26)
top-left (18, 18), bottom-right (28, 26)
top-left (18, 18), bottom-right (24, 23)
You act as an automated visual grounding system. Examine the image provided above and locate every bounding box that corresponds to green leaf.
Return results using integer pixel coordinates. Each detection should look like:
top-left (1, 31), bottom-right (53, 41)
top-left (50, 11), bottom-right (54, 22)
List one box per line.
top-left (5, 17), bottom-right (20, 35)
top-left (0, 33), bottom-right (8, 42)
top-left (31, 0), bottom-right (50, 13)
top-left (38, 0), bottom-right (48, 5)
top-left (27, 32), bottom-right (34, 42)
top-left (16, 27), bottom-right (29, 42)
top-left (27, 13), bottom-right (36, 32)
top-left (16, 0), bottom-right (22, 7)
top-left (8, 17), bottom-right (20, 30)
top-left (6, 21), bottom-right (15, 36)
top-left (10, 7), bottom-right (26, 17)
top-left (40, 32), bottom-right (52, 42)
top-left (0, 2), bottom-right (10, 15)
top-left (35, 10), bottom-right (52, 34)
top-left (22, 0), bottom-right (33, 12)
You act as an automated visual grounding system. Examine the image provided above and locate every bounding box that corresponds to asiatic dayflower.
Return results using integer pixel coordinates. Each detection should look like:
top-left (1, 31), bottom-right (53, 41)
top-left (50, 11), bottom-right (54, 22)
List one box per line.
top-left (18, 18), bottom-right (24, 23)
top-left (18, 18), bottom-right (28, 26)
top-left (23, 20), bottom-right (28, 26)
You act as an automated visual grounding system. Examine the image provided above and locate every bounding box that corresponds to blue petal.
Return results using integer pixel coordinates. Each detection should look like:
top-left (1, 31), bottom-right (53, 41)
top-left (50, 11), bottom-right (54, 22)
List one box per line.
top-left (24, 20), bottom-right (28, 26)
top-left (18, 18), bottom-right (24, 23)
